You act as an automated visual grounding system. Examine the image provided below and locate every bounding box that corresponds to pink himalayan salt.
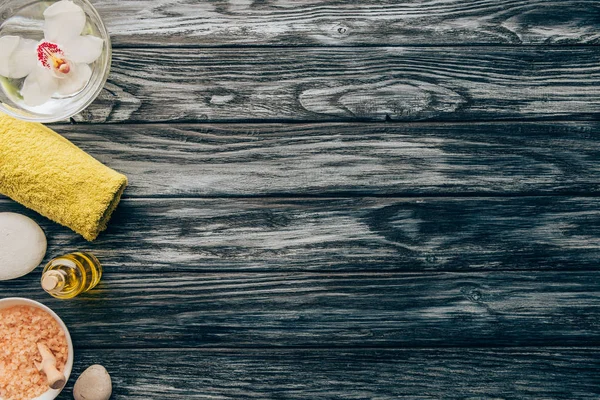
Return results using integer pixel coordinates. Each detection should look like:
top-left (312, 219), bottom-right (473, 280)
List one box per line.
top-left (0, 305), bottom-right (68, 400)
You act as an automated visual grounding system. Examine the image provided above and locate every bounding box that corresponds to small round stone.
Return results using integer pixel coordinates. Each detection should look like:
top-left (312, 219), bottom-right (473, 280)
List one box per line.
top-left (0, 212), bottom-right (47, 281)
top-left (73, 365), bottom-right (112, 400)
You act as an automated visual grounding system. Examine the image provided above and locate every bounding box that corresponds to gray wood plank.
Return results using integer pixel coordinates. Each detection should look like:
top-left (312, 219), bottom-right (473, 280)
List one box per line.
top-left (49, 122), bottom-right (600, 196)
top-left (1, 197), bottom-right (599, 273)
top-left (2, 271), bottom-right (599, 348)
top-left (55, 348), bottom-right (600, 399)
top-left (94, 0), bottom-right (600, 46)
top-left (79, 47), bottom-right (600, 123)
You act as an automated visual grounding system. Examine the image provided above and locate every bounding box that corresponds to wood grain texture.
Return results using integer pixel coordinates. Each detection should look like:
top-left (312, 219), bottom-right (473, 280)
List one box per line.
top-left (93, 0), bottom-right (600, 46)
top-left (55, 348), bottom-right (600, 399)
top-left (1, 196), bottom-right (599, 273)
top-left (0, 2), bottom-right (597, 397)
top-left (2, 271), bottom-right (600, 348)
top-left (79, 47), bottom-right (600, 123)
top-left (49, 122), bottom-right (600, 196)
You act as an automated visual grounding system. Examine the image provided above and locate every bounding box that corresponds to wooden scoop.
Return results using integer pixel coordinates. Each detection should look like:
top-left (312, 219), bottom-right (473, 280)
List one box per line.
top-left (35, 343), bottom-right (66, 389)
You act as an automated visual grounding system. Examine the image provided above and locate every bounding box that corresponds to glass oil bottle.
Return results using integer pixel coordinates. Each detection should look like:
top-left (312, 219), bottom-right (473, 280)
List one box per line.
top-left (41, 252), bottom-right (102, 299)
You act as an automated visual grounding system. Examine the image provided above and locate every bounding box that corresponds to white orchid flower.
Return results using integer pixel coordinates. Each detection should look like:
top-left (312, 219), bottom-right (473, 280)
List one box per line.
top-left (0, 0), bottom-right (103, 106)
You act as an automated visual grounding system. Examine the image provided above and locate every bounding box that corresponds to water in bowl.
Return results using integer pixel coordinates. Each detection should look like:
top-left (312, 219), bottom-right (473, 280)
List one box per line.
top-left (0, 1), bottom-right (104, 116)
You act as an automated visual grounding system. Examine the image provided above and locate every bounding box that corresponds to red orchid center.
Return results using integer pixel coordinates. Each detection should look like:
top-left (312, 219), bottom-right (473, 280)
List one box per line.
top-left (37, 42), bottom-right (70, 74)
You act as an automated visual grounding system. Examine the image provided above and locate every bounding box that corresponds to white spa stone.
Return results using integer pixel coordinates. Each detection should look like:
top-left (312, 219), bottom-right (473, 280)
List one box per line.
top-left (73, 365), bottom-right (112, 400)
top-left (0, 212), bottom-right (47, 281)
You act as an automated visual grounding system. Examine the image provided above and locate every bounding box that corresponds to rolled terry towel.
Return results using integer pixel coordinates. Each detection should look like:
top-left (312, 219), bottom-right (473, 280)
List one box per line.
top-left (0, 113), bottom-right (127, 241)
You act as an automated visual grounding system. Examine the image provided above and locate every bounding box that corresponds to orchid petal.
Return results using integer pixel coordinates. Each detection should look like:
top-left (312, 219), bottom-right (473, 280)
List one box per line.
top-left (63, 35), bottom-right (104, 64)
top-left (0, 36), bottom-right (38, 79)
top-left (21, 67), bottom-right (58, 106)
top-left (57, 62), bottom-right (91, 96)
top-left (43, 0), bottom-right (86, 43)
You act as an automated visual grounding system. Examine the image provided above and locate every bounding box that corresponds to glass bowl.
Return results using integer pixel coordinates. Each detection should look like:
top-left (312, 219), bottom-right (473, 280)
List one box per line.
top-left (0, 0), bottom-right (111, 122)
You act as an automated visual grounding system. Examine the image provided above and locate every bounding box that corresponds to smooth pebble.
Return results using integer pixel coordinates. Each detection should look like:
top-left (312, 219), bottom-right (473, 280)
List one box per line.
top-left (73, 365), bottom-right (112, 400)
top-left (0, 212), bottom-right (47, 281)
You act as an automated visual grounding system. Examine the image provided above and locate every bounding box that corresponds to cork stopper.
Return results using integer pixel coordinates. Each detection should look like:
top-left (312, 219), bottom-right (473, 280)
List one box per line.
top-left (42, 274), bottom-right (59, 291)
top-left (41, 270), bottom-right (66, 294)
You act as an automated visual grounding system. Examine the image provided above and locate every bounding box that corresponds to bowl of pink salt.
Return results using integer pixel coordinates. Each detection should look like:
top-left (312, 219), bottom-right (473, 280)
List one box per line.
top-left (0, 298), bottom-right (73, 400)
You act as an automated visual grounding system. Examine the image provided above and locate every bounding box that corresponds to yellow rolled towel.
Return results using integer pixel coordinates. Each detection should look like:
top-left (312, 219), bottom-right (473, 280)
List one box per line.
top-left (0, 113), bottom-right (127, 241)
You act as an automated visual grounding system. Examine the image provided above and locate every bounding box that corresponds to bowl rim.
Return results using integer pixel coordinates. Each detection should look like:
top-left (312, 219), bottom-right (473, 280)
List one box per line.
top-left (0, 0), bottom-right (112, 123)
top-left (0, 297), bottom-right (74, 400)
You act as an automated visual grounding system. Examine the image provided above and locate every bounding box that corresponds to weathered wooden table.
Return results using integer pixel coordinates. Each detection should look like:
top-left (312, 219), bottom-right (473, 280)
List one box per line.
top-left (2, 1), bottom-right (600, 398)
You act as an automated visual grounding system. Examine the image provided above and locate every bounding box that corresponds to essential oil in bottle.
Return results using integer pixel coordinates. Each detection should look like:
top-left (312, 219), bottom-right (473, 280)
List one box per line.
top-left (41, 252), bottom-right (102, 299)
